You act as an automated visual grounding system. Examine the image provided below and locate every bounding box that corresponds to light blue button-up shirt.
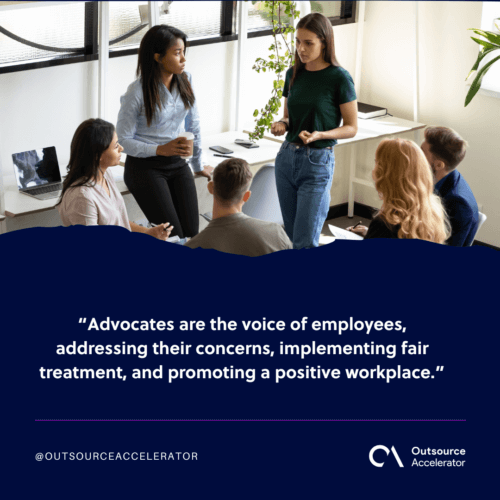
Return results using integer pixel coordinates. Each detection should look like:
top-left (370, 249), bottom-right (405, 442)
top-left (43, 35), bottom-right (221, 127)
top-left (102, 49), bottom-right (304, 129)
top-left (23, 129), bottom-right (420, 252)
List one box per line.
top-left (116, 72), bottom-right (204, 172)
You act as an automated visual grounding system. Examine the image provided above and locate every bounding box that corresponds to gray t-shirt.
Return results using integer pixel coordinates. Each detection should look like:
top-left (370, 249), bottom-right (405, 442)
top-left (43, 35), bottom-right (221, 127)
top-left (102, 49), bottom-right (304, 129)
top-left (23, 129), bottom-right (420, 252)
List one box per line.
top-left (185, 212), bottom-right (292, 256)
top-left (57, 170), bottom-right (131, 230)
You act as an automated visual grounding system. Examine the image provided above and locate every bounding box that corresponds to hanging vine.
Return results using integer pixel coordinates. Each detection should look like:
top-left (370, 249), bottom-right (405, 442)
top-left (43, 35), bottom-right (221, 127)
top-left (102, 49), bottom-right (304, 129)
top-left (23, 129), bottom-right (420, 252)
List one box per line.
top-left (248, 1), bottom-right (299, 142)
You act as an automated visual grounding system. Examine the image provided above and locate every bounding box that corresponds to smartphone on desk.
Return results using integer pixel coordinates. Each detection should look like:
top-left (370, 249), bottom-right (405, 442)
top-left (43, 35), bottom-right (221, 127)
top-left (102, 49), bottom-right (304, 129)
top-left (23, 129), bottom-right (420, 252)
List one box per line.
top-left (209, 146), bottom-right (234, 154)
top-left (235, 139), bottom-right (259, 149)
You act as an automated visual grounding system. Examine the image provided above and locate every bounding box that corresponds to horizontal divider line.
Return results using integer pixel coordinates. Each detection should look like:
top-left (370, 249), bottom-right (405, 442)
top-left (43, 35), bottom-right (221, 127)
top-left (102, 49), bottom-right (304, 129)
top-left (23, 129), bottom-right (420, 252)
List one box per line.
top-left (35, 419), bottom-right (467, 422)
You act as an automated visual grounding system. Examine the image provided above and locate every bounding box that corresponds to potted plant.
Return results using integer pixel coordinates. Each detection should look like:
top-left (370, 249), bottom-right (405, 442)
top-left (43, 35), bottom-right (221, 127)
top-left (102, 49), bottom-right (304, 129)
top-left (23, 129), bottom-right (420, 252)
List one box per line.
top-left (465, 18), bottom-right (500, 106)
top-left (248, 1), bottom-right (300, 142)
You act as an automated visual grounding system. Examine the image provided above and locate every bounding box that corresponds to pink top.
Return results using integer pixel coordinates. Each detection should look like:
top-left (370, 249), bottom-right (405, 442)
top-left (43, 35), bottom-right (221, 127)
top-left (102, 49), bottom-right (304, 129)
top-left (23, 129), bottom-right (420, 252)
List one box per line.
top-left (58, 170), bottom-right (131, 230)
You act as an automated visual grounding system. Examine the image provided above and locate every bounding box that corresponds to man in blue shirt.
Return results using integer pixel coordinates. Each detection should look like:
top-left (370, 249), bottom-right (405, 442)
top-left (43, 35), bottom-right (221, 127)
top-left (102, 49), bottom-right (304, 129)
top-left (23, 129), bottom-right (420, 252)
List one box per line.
top-left (421, 127), bottom-right (479, 246)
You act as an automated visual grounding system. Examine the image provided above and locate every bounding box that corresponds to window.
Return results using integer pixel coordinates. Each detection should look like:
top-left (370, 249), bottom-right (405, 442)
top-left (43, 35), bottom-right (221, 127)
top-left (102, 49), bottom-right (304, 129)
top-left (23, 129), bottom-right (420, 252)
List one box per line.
top-left (311, 1), bottom-right (356, 26)
top-left (244, 1), bottom-right (356, 36)
top-left (0, 1), bottom-right (357, 74)
top-left (478, 1), bottom-right (500, 94)
top-left (0, 2), bottom-right (87, 67)
top-left (108, 1), bottom-right (149, 50)
top-left (107, 1), bottom-right (224, 52)
top-left (0, 1), bottom-right (229, 72)
top-left (159, 1), bottom-right (223, 39)
top-left (246, 1), bottom-right (295, 32)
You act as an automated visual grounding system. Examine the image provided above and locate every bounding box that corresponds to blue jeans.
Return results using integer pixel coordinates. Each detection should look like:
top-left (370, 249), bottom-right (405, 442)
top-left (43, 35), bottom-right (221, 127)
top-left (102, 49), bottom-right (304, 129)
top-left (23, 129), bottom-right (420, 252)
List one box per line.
top-left (275, 140), bottom-right (335, 249)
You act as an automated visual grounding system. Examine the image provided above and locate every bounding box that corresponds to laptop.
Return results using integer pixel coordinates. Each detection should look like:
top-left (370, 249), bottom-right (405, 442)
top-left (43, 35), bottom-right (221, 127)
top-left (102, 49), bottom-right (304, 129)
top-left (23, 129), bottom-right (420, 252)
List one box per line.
top-left (12, 146), bottom-right (63, 200)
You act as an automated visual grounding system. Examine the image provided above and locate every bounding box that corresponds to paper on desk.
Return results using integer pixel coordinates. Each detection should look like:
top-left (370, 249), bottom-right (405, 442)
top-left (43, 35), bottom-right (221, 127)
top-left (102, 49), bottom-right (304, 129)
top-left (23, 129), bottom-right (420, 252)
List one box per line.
top-left (328, 224), bottom-right (363, 241)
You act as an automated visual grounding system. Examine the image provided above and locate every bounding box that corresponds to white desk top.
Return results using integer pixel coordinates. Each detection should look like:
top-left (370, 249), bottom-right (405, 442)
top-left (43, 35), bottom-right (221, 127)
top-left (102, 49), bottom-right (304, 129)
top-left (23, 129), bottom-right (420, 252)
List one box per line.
top-left (0, 214), bottom-right (5, 221)
top-left (262, 115), bottom-right (426, 146)
top-left (202, 131), bottom-right (281, 167)
top-left (3, 132), bottom-right (281, 218)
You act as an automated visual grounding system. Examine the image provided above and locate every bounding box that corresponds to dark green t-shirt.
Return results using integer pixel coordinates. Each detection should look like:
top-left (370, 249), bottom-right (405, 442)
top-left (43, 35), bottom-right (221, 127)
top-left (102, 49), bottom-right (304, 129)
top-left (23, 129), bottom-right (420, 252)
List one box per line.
top-left (283, 65), bottom-right (356, 148)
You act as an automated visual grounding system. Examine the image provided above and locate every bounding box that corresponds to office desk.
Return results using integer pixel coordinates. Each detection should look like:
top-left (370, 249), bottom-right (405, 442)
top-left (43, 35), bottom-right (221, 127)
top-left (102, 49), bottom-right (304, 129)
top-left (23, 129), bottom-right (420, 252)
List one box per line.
top-left (264, 115), bottom-right (426, 216)
top-left (0, 133), bottom-right (281, 233)
top-left (202, 131), bottom-right (281, 173)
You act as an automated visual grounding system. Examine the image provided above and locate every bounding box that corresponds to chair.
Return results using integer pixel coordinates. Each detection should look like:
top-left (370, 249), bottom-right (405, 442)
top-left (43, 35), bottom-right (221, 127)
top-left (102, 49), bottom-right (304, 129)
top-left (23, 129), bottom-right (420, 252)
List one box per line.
top-left (469, 211), bottom-right (487, 246)
top-left (242, 163), bottom-right (283, 225)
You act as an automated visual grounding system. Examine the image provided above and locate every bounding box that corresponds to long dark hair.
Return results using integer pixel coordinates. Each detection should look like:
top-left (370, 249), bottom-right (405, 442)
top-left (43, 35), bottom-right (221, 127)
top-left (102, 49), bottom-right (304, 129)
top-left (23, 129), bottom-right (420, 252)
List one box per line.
top-left (137, 24), bottom-right (195, 126)
top-left (290, 13), bottom-right (340, 90)
top-left (56, 119), bottom-right (114, 206)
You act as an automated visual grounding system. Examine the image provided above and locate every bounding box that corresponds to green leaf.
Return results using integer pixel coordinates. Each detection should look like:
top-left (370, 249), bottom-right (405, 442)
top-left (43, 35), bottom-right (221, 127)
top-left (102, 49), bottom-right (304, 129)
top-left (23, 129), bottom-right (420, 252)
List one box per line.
top-left (253, 109), bottom-right (259, 117)
top-left (466, 46), bottom-right (498, 80)
top-left (465, 54), bottom-right (500, 106)
top-left (468, 28), bottom-right (500, 46)
top-left (470, 37), bottom-right (500, 50)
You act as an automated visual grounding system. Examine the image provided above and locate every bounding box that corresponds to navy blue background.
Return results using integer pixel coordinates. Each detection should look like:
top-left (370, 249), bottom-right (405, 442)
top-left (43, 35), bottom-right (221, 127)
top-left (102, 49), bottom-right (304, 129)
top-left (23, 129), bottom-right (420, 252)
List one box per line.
top-left (2, 226), bottom-right (498, 498)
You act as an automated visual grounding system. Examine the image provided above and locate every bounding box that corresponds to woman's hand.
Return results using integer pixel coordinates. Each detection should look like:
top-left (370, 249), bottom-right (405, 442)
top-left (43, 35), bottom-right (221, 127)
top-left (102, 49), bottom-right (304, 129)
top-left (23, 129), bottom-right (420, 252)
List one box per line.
top-left (147, 222), bottom-right (173, 241)
top-left (156, 138), bottom-right (191, 157)
top-left (299, 130), bottom-right (323, 144)
top-left (195, 165), bottom-right (214, 180)
top-left (346, 225), bottom-right (368, 237)
top-left (271, 121), bottom-right (287, 136)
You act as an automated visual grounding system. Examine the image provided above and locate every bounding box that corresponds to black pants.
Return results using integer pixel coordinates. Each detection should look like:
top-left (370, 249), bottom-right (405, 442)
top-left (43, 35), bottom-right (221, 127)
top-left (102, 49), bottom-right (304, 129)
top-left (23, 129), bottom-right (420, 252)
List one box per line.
top-left (124, 155), bottom-right (199, 238)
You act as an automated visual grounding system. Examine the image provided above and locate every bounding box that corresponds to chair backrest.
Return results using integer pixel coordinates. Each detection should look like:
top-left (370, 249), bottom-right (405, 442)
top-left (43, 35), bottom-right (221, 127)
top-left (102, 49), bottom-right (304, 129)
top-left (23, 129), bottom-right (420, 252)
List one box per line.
top-left (242, 164), bottom-right (283, 225)
top-left (469, 211), bottom-right (487, 246)
top-left (477, 211), bottom-right (487, 231)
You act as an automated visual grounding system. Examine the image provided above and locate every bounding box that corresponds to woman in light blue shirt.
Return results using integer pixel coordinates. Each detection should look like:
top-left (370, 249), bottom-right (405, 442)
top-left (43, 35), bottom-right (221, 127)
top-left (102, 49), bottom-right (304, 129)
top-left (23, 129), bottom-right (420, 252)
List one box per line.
top-left (117, 25), bottom-right (212, 238)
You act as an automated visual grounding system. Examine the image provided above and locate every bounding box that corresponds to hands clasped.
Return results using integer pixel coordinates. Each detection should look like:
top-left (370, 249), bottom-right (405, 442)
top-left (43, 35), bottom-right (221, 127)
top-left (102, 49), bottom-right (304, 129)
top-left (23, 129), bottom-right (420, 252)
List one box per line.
top-left (298, 130), bottom-right (323, 144)
top-left (270, 124), bottom-right (324, 144)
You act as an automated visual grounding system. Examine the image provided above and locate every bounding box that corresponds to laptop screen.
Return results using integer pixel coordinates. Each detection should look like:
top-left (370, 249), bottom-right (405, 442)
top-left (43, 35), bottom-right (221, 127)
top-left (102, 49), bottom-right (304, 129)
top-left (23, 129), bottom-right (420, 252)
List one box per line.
top-left (12, 147), bottom-right (61, 190)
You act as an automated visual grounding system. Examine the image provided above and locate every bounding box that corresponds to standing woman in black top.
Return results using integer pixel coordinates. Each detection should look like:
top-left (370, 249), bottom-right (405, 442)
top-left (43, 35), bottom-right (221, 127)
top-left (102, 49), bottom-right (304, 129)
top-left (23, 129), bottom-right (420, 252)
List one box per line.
top-left (271, 13), bottom-right (358, 249)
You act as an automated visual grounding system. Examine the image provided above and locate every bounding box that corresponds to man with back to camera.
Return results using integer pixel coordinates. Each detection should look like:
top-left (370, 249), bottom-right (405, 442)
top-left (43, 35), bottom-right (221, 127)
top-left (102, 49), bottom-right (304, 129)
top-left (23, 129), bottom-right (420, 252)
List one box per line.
top-left (420, 126), bottom-right (479, 246)
top-left (185, 158), bottom-right (292, 256)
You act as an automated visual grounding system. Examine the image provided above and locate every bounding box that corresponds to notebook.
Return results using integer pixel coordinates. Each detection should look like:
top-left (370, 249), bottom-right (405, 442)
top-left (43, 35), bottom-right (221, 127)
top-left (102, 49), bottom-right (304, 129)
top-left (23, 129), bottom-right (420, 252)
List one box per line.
top-left (357, 102), bottom-right (388, 119)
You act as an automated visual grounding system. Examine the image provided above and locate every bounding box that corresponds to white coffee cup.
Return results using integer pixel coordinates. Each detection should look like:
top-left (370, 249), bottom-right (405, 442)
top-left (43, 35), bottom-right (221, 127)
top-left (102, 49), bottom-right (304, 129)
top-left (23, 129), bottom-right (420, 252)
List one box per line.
top-left (178, 132), bottom-right (194, 159)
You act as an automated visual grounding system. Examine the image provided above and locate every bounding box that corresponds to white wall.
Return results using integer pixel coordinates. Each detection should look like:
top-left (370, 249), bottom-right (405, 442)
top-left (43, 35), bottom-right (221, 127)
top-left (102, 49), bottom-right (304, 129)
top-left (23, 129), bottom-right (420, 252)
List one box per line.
top-left (358, 1), bottom-right (500, 246)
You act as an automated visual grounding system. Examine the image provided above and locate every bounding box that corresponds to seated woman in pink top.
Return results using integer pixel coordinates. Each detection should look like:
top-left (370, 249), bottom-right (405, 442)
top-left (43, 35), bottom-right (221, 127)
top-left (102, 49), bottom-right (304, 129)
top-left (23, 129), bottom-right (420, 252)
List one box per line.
top-left (57, 118), bottom-right (172, 240)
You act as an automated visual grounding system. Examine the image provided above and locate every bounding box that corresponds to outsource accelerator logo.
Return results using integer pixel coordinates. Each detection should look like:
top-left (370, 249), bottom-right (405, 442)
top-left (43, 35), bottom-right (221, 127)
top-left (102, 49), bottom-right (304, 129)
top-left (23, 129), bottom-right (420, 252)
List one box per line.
top-left (369, 446), bottom-right (466, 468)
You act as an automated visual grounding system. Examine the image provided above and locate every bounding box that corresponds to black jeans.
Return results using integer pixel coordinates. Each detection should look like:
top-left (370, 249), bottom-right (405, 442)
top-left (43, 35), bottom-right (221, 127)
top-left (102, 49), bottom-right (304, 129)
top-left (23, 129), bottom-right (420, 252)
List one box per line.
top-left (124, 155), bottom-right (199, 238)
